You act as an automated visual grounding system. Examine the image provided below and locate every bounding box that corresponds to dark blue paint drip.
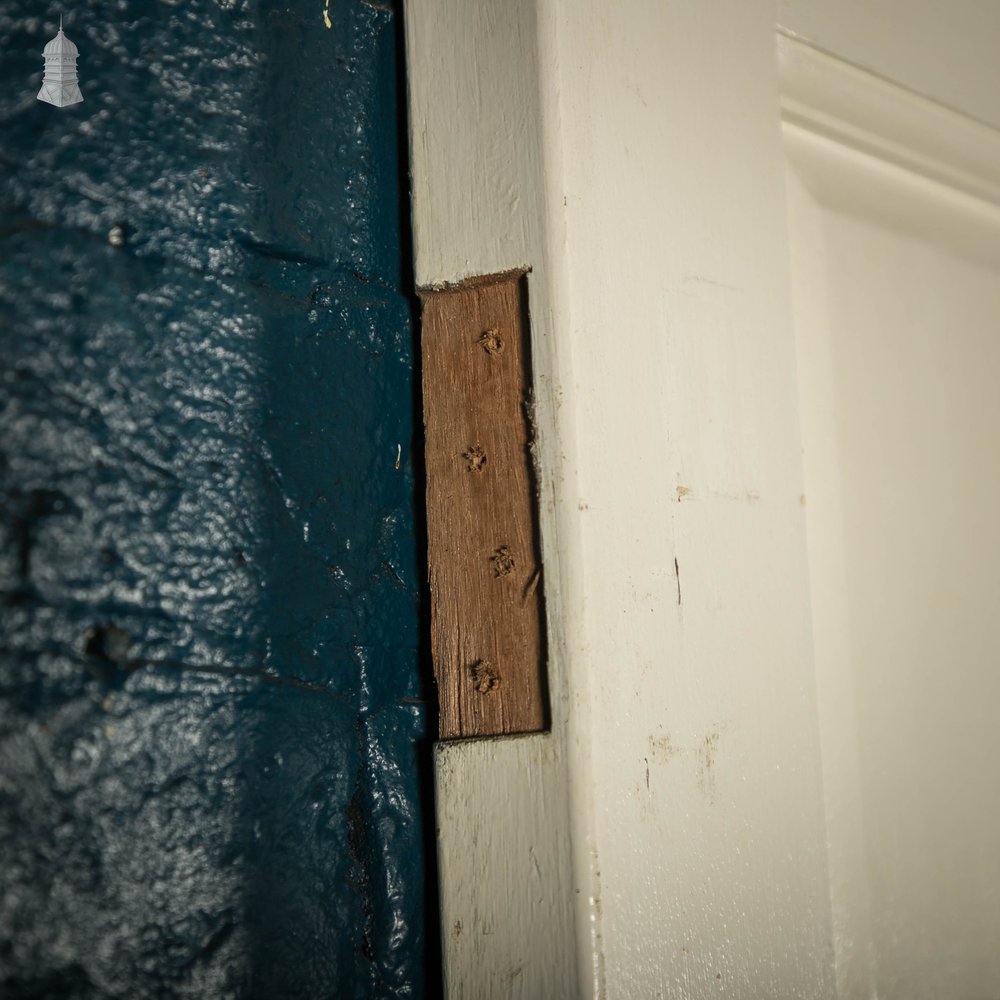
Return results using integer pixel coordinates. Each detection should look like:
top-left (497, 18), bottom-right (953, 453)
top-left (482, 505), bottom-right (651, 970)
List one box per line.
top-left (0, 2), bottom-right (435, 996)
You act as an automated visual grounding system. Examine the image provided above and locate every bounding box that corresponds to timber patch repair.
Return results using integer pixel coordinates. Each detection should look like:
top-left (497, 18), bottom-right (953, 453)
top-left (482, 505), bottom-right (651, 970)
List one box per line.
top-left (420, 271), bottom-right (547, 738)
top-left (470, 660), bottom-right (500, 694)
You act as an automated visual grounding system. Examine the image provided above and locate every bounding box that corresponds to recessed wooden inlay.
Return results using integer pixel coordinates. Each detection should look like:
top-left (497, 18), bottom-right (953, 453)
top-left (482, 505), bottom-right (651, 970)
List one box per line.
top-left (419, 270), bottom-right (547, 739)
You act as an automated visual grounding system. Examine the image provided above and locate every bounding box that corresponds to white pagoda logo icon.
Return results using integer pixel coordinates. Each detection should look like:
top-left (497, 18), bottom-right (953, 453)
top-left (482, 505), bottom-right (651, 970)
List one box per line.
top-left (37, 17), bottom-right (83, 108)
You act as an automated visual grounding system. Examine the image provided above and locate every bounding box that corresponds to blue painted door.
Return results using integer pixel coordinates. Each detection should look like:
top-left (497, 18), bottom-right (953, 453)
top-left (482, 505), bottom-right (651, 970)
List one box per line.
top-left (0, 2), bottom-right (435, 996)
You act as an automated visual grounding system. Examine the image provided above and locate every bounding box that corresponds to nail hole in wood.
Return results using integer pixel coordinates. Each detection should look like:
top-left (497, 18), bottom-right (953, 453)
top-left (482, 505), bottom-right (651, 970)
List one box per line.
top-left (471, 660), bottom-right (500, 694)
top-left (478, 328), bottom-right (503, 356)
top-left (462, 444), bottom-right (487, 472)
top-left (491, 546), bottom-right (515, 577)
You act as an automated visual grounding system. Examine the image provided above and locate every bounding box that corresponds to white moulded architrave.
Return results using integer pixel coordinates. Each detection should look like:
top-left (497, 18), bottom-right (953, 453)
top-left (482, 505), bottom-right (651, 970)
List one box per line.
top-left (38, 18), bottom-right (84, 108)
top-left (404, 1), bottom-right (839, 997)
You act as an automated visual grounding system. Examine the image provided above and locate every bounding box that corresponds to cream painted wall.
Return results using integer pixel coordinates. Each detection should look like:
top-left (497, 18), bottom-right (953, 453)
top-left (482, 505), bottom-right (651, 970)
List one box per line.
top-left (784, 48), bottom-right (1000, 998)
top-left (789, 160), bottom-right (1000, 998)
top-left (779, 0), bottom-right (1000, 130)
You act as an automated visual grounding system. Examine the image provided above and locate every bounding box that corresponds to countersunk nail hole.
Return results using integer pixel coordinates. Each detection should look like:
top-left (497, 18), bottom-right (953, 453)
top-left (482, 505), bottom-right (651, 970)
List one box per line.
top-left (491, 546), bottom-right (514, 577)
top-left (470, 660), bottom-right (500, 694)
top-left (478, 328), bottom-right (503, 355)
top-left (463, 445), bottom-right (487, 472)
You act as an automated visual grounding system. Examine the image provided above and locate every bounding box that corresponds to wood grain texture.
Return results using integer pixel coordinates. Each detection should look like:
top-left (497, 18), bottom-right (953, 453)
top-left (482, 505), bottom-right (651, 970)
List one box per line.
top-left (420, 271), bottom-right (547, 739)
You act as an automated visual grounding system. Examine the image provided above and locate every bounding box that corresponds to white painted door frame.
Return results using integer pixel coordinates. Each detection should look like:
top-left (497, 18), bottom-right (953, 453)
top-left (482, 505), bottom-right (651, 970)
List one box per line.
top-left (404, 2), bottom-right (833, 996)
top-left (404, 1), bottom-right (1000, 996)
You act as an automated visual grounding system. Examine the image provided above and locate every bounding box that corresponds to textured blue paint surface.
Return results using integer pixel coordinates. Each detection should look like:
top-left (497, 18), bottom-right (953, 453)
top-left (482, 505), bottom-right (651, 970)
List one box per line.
top-left (0, 2), bottom-right (434, 996)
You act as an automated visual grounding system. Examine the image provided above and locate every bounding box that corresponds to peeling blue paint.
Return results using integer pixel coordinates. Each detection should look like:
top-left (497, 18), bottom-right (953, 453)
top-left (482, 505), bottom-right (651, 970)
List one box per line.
top-left (0, 2), bottom-right (434, 996)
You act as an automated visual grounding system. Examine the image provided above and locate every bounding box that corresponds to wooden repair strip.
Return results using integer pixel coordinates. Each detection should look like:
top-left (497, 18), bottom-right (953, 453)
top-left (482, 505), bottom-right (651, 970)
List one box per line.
top-left (419, 271), bottom-right (548, 739)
